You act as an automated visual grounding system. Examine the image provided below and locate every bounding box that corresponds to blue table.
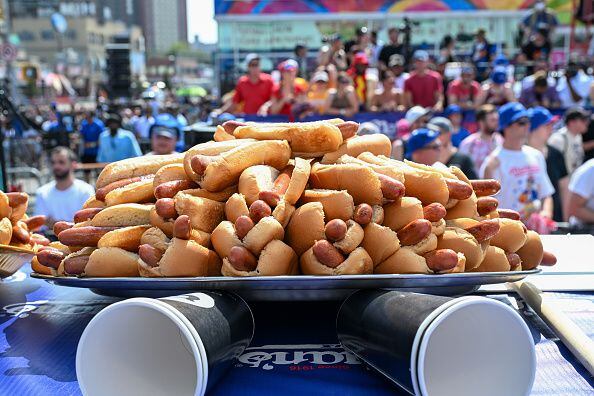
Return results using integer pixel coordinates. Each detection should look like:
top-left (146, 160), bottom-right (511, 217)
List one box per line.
top-left (0, 266), bottom-right (593, 396)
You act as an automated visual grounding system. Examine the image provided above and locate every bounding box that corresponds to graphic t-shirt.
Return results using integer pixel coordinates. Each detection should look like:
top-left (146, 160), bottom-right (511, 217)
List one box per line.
top-left (459, 132), bottom-right (503, 176)
top-left (568, 159), bottom-right (594, 225)
top-left (479, 146), bottom-right (554, 218)
top-left (548, 127), bottom-right (585, 175)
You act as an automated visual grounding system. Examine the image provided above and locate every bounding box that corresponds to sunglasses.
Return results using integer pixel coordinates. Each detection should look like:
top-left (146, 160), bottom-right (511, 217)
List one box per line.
top-left (423, 143), bottom-right (441, 151)
top-left (514, 119), bottom-right (529, 126)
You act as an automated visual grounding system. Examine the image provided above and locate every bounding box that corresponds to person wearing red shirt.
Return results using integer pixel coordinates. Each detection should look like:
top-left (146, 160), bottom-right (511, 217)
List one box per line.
top-left (217, 53), bottom-right (274, 115)
top-left (347, 52), bottom-right (370, 109)
top-left (403, 50), bottom-right (443, 111)
top-left (447, 64), bottom-right (481, 110)
top-left (265, 59), bottom-right (307, 121)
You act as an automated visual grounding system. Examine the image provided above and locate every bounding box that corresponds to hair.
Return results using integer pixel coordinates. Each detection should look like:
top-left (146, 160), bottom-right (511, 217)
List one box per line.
top-left (388, 27), bottom-right (398, 34)
top-left (51, 146), bottom-right (77, 163)
top-left (476, 104), bottom-right (497, 123)
top-left (380, 69), bottom-right (394, 82)
top-left (440, 35), bottom-right (454, 49)
top-left (294, 43), bottom-right (306, 54)
top-left (534, 72), bottom-right (548, 87)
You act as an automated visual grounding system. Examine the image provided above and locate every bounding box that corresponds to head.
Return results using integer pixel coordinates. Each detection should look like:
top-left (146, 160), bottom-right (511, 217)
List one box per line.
top-left (499, 102), bottom-right (530, 146)
top-left (144, 106), bottom-right (153, 117)
top-left (381, 70), bottom-right (395, 90)
top-left (50, 146), bottom-right (77, 181)
top-left (371, 30), bottom-right (378, 45)
top-left (476, 104), bottom-right (499, 135)
top-left (441, 35), bottom-right (455, 50)
top-left (460, 65), bottom-right (475, 85)
top-left (388, 54), bottom-right (405, 76)
top-left (105, 113), bottom-right (121, 133)
top-left (294, 44), bottom-right (307, 58)
top-left (533, 72), bottom-right (549, 95)
top-left (150, 126), bottom-right (178, 155)
top-left (278, 59), bottom-right (298, 81)
top-left (330, 34), bottom-right (342, 50)
top-left (388, 27), bottom-right (399, 43)
top-left (405, 106), bottom-right (431, 130)
top-left (407, 128), bottom-right (442, 165)
top-left (412, 50), bottom-right (429, 73)
top-left (528, 106), bottom-right (558, 145)
top-left (564, 107), bottom-right (589, 135)
top-left (85, 110), bottom-right (95, 122)
top-left (476, 28), bottom-right (486, 42)
top-left (245, 53), bottom-right (261, 78)
top-left (533, 58), bottom-right (549, 74)
top-left (445, 105), bottom-right (463, 127)
top-left (336, 72), bottom-right (353, 92)
top-left (356, 27), bottom-right (369, 45)
top-left (566, 59), bottom-right (581, 79)
top-left (490, 67), bottom-right (507, 86)
top-left (534, 0), bottom-right (545, 12)
top-left (532, 30), bottom-right (547, 46)
top-left (428, 117), bottom-right (453, 147)
top-left (352, 52), bottom-right (369, 74)
top-left (311, 71), bottom-right (329, 91)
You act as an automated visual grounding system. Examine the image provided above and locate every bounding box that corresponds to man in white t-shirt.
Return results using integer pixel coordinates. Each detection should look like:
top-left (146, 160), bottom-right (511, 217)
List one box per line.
top-left (480, 102), bottom-right (554, 221)
top-left (556, 59), bottom-right (593, 108)
top-left (567, 159), bottom-right (594, 225)
top-left (548, 107), bottom-right (589, 175)
top-left (35, 147), bottom-right (95, 229)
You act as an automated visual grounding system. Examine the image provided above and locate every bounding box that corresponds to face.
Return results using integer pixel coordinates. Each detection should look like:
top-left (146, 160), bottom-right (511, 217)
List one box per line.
top-left (248, 60), bottom-right (261, 75)
top-left (506, 117), bottom-right (530, 143)
top-left (414, 59), bottom-right (427, 71)
top-left (152, 134), bottom-right (176, 155)
top-left (391, 65), bottom-right (404, 76)
top-left (412, 140), bottom-right (442, 165)
top-left (484, 112), bottom-right (499, 133)
top-left (382, 73), bottom-right (395, 88)
top-left (569, 118), bottom-right (588, 134)
top-left (449, 113), bottom-right (462, 125)
top-left (355, 63), bottom-right (367, 74)
top-left (534, 84), bottom-right (547, 94)
top-left (107, 121), bottom-right (119, 131)
top-left (461, 71), bottom-right (474, 84)
top-left (51, 152), bottom-right (73, 180)
top-left (437, 130), bottom-right (451, 146)
top-left (389, 30), bottom-right (398, 42)
top-left (533, 123), bottom-right (554, 142)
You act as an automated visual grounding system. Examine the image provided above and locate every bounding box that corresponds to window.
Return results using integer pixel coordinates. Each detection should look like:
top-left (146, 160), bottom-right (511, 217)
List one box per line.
top-left (64, 29), bottom-right (77, 40)
top-left (18, 31), bottom-right (35, 42)
top-left (41, 30), bottom-right (55, 40)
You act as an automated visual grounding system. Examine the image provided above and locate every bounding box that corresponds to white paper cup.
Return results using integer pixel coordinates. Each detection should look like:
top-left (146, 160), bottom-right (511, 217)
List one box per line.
top-left (76, 292), bottom-right (253, 396)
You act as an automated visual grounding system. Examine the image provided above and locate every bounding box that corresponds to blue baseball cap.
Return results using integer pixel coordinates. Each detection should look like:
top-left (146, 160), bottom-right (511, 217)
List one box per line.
top-left (528, 106), bottom-right (560, 131)
top-left (498, 102), bottom-right (529, 131)
top-left (491, 66), bottom-right (507, 84)
top-left (444, 104), bottom-right (462, 117)
top-left (405, 128), bottom-right (440, 157)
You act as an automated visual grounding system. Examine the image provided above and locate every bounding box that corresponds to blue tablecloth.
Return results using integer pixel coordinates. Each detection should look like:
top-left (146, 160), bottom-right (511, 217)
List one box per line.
top-left (0, 267), bottom-right (593, 396)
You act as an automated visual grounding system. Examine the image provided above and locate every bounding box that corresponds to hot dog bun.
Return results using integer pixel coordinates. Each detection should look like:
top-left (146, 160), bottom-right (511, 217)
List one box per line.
top-left (221, 239), bottom-right (298, 276)
top-left (286, 202), bottom-right (325, 256)
top-left (490, 218), bottom-right (528, 253)
top-left (97, 225), bottom-right (151, 251)
top-left (283, 158), bottom-right (311, 205)
top-left (383, 197), bottom-right (423, 231)
top-left (239, 165), bottom-right (278, 206)
top-left (149, 207), bottom-right (173, 238)
top-left (321, 134), bottom-right (392, 164)
top-left (361, 222), bottom-right (401, 266)
top-left (0, 217), bottom-right (12, 245)
top-left (174, 192), bottom-right (225, 233)
top-left (515, 230), bottom-right (543, 270)
top-left (0, 191), bottom-right (10, 218)
top-left (104, 178), bottom-right (155, 206)
top-left (445, 193), bottom-right (479, 220)
top-left (310, 163), bottom-right (384, 205)
top-left (436, 227), bottom-right (484, 270)
top-left (181, 185), bottom-right (238, 202)
top-left (300, 189), bottom-right (354, 221)
top-left (96, 153), bottom-right (183, 189)
top-left (334, 154), bottom-right (404, 182)
top-left (90, 204), bottom-right (152, 227)
top-left (82, 195), bottom-right (106, 209)
top-left (153, 163), bottom-right (189, 189)
top-left (272, 200), bottom-right (295, 228)
top-left (470, 245), bottom-right (510, 272)
top-left (84, 247), bottom-right (140, 277)
top-left (300, 246), bottom-right (372, 275)
top-left (183, 139), bottom-right (256, 182)
top-left (374, 247), bottom-right (430, 274)
top-left (224, 193), bottom-right (250, 223)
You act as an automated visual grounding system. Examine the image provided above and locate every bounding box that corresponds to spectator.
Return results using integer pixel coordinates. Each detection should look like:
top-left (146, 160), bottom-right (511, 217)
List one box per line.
top-left (318, 34), bottom-right (347, 71)
top-left (324, 72), bottom-right (359, 117)
top-left (345, 27), bottom-right (371, 59)
top-left (386, 55), bottom-right (408, 92)
top-left (459, 104), bottom-right (503, 176)
top-left (405, 106), bottom-right (431, 131)
top-left (440, 35), bottom-right (458, 63)
top-left (146, 124), bottom-right (178, 156)
top-left (307, 70), bottom-right (330, 114)
top-left (481, 102), bottom-right (554, 225)
top-left (133, 106), bottom-right (155, 141)
top-left (520, 58), bottom-right (555, 90)
top-left (406, 128), bottom-right (442, 165)
top-left (358, 122), bottom-right (380, 136)
top-left (265, 60), bottom-right (307, 121)
top-left (218, 53), bottom-right (274, 115)
top-left (527, 107), bottom-right (568, 222)
top-left (447, 64), bottom-right (480, 110)
top-left (369, 30), bottom-right (381, 67)
top-left (548, 107), bottom-right (590, 175)
top-left (583, 116), bottom-right (594, 162)
top-left (294, 43), bottom-right (310, 79)
top-left (163, 104), bottom-right (187, 152)
top-left (404, 50), bottom-right (443, 110)
top-left (370, 71), bottom-right (403, 112)
top-left (567, 159), bottom-right (594, 226)
top-left (347, 52), bottom-right (375, 109)
top-left (521, 28), bottom-right (552, 72)
top-left (391, 118), bottom-right (410, 161)
top-left (79, 110), bottom-right (104, 163)
top-left (428, 117), bottom-right (477, 179)
top-left (34, 147), bottom-right (94, 229)
top-left (378, 28), bottom-right (403, 70)
top-left (471, 28), bottom-right (494, 81)
top-left (519, 71), bottom-right (561, 108)
top-left (520, 0), bottom-right (559, 43)
top-left (477, 67), bottom-right (515, 106)
top-left (96, 113), bottom-right (142, 163)
top-left (556, 58), bottom-right (593, 108)
top-left (444, 105), bottom-right (470, 147)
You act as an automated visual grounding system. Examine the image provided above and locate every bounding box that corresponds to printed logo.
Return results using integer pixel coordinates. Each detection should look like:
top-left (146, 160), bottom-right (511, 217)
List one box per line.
top-left (162, 293), bottom-right (215, 309)
top-left (236, 344), bottom-right (361, 371)
top-left (0, 300), bottom-right (110, 318)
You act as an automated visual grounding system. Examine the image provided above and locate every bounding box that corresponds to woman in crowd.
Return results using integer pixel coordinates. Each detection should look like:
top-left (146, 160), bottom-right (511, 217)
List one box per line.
top-left (476, 67), bottom-right (515, 106)
top-left (265, 59), bottom-right (307, 121)
top-left (306, 70), bottom-right (331, 114)
top-left (323, 72), bottom-right (359, 117)
top-left (370, 70), bottom-right (403, 112)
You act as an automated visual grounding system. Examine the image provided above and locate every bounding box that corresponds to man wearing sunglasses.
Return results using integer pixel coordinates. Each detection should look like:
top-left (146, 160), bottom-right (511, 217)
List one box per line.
top-left (405, 128), bottom-right (443, 166)
top-left (480, 102), bottom-right (554, 226)
top-left (216, 53), bottom-right (274, 116)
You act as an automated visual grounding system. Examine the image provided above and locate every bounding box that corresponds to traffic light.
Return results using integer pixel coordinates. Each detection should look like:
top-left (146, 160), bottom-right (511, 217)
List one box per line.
top-left (105, 39), bottom-right (131, 98)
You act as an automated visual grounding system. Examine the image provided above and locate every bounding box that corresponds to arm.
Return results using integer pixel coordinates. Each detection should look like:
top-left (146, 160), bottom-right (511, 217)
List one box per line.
top-left (567, 192), bottom-right (594, 223)
top-left (96, 137), bottom-right (105, 163)
top-left (559, 176), bottom-right (570, 222)
top-left (475, 85), bottom-right (488, 106)
top-left (540, 196), bottom-right (554, 219)
top-left (130, 135), bottom-right (142, 157)
top-left (433, 79), bottom-right (444, 111)
top-left (567, 77), bottom-right (584, 103)
top-left (583, 140), bottom-right (594, 152)
top-left (504, 85), bottom-right (516, 103)
top-left (346, 89), bottom-right (360, 116)
top-left (481, 155), bottom-right (500, 179)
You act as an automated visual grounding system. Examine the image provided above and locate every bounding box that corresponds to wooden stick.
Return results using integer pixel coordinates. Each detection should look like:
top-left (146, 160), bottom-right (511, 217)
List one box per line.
top-left (510, 280), bottom-right (594, 376)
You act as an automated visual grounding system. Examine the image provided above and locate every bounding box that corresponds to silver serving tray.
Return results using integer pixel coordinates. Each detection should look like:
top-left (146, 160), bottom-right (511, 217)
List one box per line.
top-left (32, 269), bottom-right (540, 301)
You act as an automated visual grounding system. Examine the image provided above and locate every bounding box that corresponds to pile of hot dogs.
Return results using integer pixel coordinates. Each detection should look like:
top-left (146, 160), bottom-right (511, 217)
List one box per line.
top-left (0, 191), bottom-right (49, 252)
top-left (34, 119), bottom-right (557, 277)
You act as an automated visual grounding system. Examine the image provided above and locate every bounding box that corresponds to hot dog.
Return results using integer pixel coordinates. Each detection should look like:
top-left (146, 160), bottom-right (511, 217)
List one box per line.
top-left (470, 179), bottom-right (501, 197)
top-left (37, 248), bottom-right (65, 269)
top-left (23, 215), bottom-right (46, 232)
top-left (464, 219), bottom-right (500, 243)
top-left (249, 200), bottom-right (272, 223)
top-left (11, 224), bottom-right (30, 244)
top-left (312, 240), bottom-right (344, 268)
top-left (258, 165), bottom-right (293, 207)
top-left (138, 244), bottom-right (164, 267)
top-left (444, 179), bottom-right (473, 200)
top-left (476, 197), bottom-right (499, 217)
top-left (497, 209), bottom-right (521, 221)
top-left (423, 203), bottom-right (447, 222)
top-left (541, 251), bottom-right (557, 266)
top-left (58, 226), bottom-right (119, 247)
top-left (325, 219), bottom-right (347, 242)
top-left (377, 174), bottom-right (405, 201)
top-left (154, 180), bottom-right (198, 199)
top-left (95, 176), bottom-right (152, 201)
top-left (172, 215), bottom-right (191, 240)
top-left (353, 204), bottom-right (373, 225)
top-left (228, 246), bottom-right (258, 272)
top-left (235, 215), bottom-right (255, 240)
top-left (53, 221), bottom-right (74, 236)
top-left (63, 255), bottom-right (90, 275)
top-left (155, 198), bottom-right (177, 219)
top-left (397, 219), bottom-right (432, 246)
top-left (424, 249), bottom-right (461, 273)
top-left (74, 208), bottom-right (104, 223)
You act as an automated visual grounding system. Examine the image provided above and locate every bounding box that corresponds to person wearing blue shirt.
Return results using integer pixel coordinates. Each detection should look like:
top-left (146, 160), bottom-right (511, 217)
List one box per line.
top-left (444, 104), bottom-right (470, 148)
top-left (96, 113), bottom-right (142, 163)
top-left (79, 111), bottom-right (105, 163)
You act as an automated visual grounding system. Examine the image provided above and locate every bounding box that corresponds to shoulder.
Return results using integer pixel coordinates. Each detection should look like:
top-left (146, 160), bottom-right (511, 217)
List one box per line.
top-left (523, 145), bottom-right (546, 161)
top-left (73, 179), bottom-right (95, 193)
top-left (98, 130), bottom-right (109, 138)
top-left (237, 75), bottom-right (249, 84)
top-left (36, 182), bottom-right (56, 197)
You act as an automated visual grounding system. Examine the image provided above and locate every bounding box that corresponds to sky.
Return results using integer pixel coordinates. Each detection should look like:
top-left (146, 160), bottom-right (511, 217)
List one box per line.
top-left (187, 0), bottom-right (218, 44)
